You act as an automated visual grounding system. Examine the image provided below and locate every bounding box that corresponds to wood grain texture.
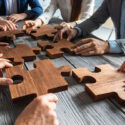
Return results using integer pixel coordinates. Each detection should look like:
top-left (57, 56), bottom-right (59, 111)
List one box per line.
top-left (6, 59), bottom-right (71, 100)
top-left (26, 25), bottom-right (62, 40)
top-left (72, 64), bottom-right (125, 104)
top-left (37, 39), bottom-right (74, 58)
top-left (0, 44), bottom-right (40, 63)
top-left (0, 30), bottom-right (25, 41)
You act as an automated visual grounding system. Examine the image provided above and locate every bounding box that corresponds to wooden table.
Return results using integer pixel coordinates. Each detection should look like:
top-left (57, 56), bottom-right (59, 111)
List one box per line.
top-left (0, 20), bottom-right (125, 125)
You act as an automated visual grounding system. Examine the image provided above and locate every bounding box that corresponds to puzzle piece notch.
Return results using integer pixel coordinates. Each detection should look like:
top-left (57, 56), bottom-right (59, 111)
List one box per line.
top-left (26, 25), bottom-right (62, 40)
top-left (0, 29), bottom-right (25, 41)
top-left (6, 59), bottom-right (72, 101)
top-left (72, 64), bottom-right (125, 104)
top-left (37, 39), bottom-right (75, 59)
top-left (0, 44), bottom-right (41, 64)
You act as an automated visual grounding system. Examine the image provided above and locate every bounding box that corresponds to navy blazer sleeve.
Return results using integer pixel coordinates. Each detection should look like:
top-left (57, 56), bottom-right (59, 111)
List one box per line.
top-left (24, 0), bottom-right (43, 19)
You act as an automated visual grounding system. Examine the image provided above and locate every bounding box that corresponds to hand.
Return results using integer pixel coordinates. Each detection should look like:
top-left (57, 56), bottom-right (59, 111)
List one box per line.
top-left (54, 27), bottom-right (78, 42)
top-left (73, 38), bottom-right (110, 56)
top-left (7, 13), bottom-right (29, 23)
top-left (23, 18), bottom-right (43, 30)
top-left (0, 18), bottom-right (18, 31)
top-left (0, 54), bottom-right (13, 85)
top-left (60, 22), bottom-right (77, 28)
top-left (15, 94), bottom-right (59, 125)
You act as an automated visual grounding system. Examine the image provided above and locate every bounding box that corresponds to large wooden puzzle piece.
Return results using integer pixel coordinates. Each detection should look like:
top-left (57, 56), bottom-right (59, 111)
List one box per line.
top-left (0, 29), bottom-right (25, 41)
top-left (6, 59), bottom-right (72, 100)
top-left (0, 43), bottom-right (41, 63)
top-left (26, 25), bottom-right (62, 40)
top-left (72, 64), bottom-right (125, 104)
top-left (37, 39), bottom-right (74, 58)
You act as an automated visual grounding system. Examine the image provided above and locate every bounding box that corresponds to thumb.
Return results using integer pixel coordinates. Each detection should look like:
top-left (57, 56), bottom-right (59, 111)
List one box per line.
top-left (0, 78), bottom-right (13, 85)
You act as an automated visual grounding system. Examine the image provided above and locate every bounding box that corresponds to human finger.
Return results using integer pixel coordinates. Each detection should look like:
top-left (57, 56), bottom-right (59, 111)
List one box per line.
top-left (74, 42), bottom-right (94, 54)
top-left (81, 50), bottom-right (96, 56)
top-left (0, 78), bottom-right (13, 85)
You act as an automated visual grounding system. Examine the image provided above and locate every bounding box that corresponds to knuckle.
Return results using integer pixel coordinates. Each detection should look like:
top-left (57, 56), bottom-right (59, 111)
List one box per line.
top-left (35, 96), bottom-right (45, 106)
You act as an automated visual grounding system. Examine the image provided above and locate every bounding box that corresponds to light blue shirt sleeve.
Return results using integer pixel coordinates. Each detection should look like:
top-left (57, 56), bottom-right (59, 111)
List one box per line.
top-left (108, 40), bottom-right (123, 53)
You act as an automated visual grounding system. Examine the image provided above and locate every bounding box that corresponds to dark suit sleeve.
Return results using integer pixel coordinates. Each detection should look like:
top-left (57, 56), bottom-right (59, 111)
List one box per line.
top-left (77, 0), bottom-right (110, 37)
top-left (24, 0), bottom-right (43, 19)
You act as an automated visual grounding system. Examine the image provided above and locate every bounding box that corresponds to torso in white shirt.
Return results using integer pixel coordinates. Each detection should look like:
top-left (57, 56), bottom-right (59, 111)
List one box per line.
top-left (6, 0), bottom-right (17, 15)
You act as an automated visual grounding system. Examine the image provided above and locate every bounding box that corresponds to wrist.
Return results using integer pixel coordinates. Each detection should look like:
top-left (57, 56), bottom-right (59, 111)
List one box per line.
top-left (20, 13), bottom-right (29, 19)
top-left (104, 41), bottom-right (110, 53)
top-left (35, 18), bottom-right (44, 26)
top-left (70, 22), bottom-right (77, 28)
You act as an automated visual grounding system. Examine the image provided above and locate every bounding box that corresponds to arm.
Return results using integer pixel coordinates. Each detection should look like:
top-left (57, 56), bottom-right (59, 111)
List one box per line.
top-left (77, 0), bottom-right (110, 37)
top-left (76, 0), bottom-right (94, 25)
top-left (25, 0), bottom-right (43, 19)
top-left (38, 0), bottom-right (58, 24)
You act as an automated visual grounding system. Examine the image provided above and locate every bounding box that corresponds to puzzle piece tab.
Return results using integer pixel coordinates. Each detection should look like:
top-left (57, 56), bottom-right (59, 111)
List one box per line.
top-left (72, 64), bottom-right (125, 104)
top-left (6, 59), bottom-right (72, 101)
top-left (0, 43), bottom-right (41, 63)
top-left (37, 39), bottom-right (74, 58)
top-left (0, 29), bottom-right (25, 41)
top-left (26, 25), bottom-right (62, 40)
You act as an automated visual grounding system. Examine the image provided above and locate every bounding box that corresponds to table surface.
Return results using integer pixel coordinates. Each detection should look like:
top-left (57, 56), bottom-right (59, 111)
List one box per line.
top-left (0, 20), bottom-right (125, 125)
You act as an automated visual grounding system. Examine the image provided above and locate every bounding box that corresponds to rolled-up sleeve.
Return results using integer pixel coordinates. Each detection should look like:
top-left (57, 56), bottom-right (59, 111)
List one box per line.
top-left (25, 0), bottom-right (43, 19)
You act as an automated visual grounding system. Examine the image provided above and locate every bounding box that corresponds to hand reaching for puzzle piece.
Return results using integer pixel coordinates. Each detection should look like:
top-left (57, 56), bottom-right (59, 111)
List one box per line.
top-left (0, 56), bottom-right (13, 85)
top-left (14, 94), bottom-right (59, 125)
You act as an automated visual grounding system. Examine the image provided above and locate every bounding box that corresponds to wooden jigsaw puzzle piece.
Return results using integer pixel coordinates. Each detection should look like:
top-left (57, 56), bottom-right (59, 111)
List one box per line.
top-left (26, 25), bottom-right (58, 40)
top-left (0, 44), bottom-right (41, 63)
top-left (37, 39), bottom-right (74, 59)
top-left (6, 64), bottom-right (38, 100)
top-left (6, 59), bottom-right (71, 101)
top-left (72, 64), bottom-right (125, 104)
top-left (0, 29), bottom-right (25, 41)
top-left (72, 64), bottom-right (125, 83)
top-left (85, 80), bottom-right (125, 104)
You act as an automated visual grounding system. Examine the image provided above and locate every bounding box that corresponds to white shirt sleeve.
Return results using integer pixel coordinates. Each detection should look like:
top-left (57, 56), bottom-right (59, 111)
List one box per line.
top-left (38, 0), bottom-right (58, 24)
top-left (76, 0), bottom-right (94, 24)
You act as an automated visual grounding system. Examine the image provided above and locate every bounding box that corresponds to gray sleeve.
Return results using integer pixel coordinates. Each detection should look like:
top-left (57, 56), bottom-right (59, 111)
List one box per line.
top-left (77, 0), bottom-right (110, 37)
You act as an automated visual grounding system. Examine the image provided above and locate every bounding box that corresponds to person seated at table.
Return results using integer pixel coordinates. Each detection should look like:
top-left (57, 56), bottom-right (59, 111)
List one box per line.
top-left (0, 0), bottom-right (43, 31)
top-left (23, 0), bottom-right (94, 29)
top-left (54, 0), bottom-right (125, 56)
top-left (0, 54), bottom-right (59, 125)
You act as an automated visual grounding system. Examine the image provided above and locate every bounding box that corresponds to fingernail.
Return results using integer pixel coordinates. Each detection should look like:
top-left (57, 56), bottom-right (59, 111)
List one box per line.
top-left (7, 80), bottom-right (13, 84)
